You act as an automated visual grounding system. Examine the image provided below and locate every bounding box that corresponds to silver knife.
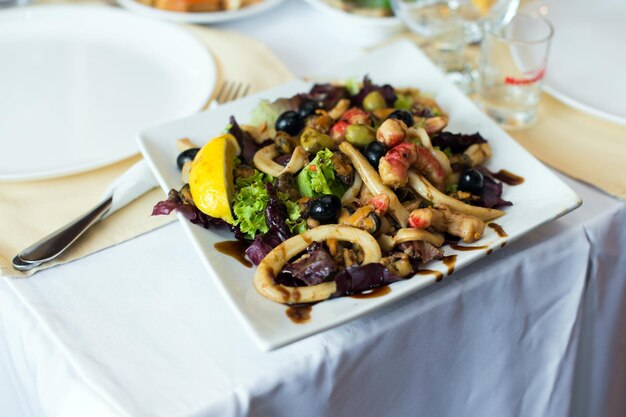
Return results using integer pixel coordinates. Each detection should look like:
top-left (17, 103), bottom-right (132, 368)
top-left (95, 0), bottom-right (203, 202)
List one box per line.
top-left (12, 160), bottom-right (158, 271)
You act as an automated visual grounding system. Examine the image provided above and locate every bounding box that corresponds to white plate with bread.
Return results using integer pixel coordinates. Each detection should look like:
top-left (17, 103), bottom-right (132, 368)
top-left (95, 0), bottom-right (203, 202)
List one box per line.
top-left (116, 0), bottom-right (286, 23)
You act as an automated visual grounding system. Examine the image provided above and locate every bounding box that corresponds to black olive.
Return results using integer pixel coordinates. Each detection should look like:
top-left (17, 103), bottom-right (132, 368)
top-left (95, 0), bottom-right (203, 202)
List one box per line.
top-left (308, 195), bottom-right (342, 223)
top-left (275, 110), bottom-right (303, 136)
top-left (458, 169), bottom-right (485, 195)
top-left (297, 100), bottom-right (321, 119)
top-left (387, 109), bottom-right (414, 127)
top-left (363, 141), bottom-right (388, 168)
top-left (176, 148), bottom-right (200, 170)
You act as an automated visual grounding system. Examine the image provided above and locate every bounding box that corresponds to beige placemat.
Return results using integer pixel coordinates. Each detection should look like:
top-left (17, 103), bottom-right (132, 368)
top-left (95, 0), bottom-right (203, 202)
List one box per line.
top-left (510, 94), bottom-right (626, 199)
top-left (1, 16), bottom-right (294, 277)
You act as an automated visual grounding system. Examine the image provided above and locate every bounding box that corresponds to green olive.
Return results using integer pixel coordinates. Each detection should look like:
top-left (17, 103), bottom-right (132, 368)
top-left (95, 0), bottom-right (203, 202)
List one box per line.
top-left (300, 127), bottom-right (335, 153)
top-left (363, 91), bottom-right (387, 112)
top-left (345, 124), bottom-right (376, 147)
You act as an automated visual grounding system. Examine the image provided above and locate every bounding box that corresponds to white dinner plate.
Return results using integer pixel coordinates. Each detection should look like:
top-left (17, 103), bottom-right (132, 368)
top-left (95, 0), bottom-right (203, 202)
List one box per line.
top-left (302, 0), bottom-right (404, 46)
top-left (0, 5), bottom-right (215, 182)
top-left (542, 0), bottom-right (626, 126)
top-left (138, 40), bottom-right (581, 351)
top-left (115, 0), bottom-right (286, 24)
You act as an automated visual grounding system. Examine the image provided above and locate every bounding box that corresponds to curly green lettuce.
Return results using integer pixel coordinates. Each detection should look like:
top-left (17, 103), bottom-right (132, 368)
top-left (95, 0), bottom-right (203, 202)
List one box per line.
top-left (345, 77), bottom-right (361, 96)
top-left (232, 170), bottom-right (306, 239)
top-left (296, 149), bottom-right (346, 198)
top-left (283, 198), bottom-right (307, 235)
top-left (232, 171), bottom-right (273, 239)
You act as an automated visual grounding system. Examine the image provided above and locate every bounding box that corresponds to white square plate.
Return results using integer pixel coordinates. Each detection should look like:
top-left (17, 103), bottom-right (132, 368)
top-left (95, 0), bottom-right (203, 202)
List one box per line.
top-left (138, 41), bottom-right (581, 350)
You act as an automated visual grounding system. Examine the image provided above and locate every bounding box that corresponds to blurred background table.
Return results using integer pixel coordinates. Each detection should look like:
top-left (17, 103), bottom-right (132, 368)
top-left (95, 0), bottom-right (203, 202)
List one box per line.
top-left (1, 1), bottom-right (625, 417)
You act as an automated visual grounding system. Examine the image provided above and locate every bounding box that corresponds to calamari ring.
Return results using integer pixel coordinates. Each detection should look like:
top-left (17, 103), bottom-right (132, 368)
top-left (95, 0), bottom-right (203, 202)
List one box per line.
top-left (253, 145), bottom-right (310, 177)
top-left (407, 171), bottom-right (505, 221)
top-left (253, 144), bottom-right (283, 177)
top-left (281, 146), bottom-right (308, 175)
top-left (254, 225), bottom-right (382, 304)
top-left (342, 171), bottom-right (363, 203)
top-left (393, 228), bottom-right (444, 247)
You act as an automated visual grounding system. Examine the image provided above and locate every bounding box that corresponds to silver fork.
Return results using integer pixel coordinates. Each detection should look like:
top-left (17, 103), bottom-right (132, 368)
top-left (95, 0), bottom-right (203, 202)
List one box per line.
top-left (209, 80), bottom-right (251, 109)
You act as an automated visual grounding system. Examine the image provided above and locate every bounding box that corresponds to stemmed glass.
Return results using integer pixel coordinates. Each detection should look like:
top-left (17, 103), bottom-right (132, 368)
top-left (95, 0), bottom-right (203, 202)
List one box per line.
top-left (391, 0), bottom-right (520, 93)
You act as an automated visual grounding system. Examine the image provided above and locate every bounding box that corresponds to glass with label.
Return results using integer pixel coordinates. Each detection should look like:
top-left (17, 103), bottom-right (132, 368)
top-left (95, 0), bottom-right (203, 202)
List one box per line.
top-left (478, 13), bottom-right (553, 129)
top-left (392, 0), bottom-right (520, 93)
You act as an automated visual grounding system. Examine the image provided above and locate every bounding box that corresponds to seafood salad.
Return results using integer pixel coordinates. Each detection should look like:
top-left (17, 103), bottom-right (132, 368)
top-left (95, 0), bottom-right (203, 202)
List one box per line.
top-left (153, 76), bottom-right (513, 305)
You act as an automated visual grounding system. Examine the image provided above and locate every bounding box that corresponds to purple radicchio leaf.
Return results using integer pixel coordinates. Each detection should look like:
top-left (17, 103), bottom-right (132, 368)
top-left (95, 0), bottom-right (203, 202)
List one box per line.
top-left (297, 83), bottom-right (350, 111)
top-left (264, 182), bottom-right (292, 242)
top-left (244, 183), bottom-right (294, 265)
top-left (333, 263), bottom-right (403, 296)
top-left (245, 234), bottom-right (282, 266)
top-left (274, 153), bottom-right (291, 166)
top-left (152, 189), bottom-right (226, 229)
top-left (276, 244), bottom-right (337, 287)
top-left (228, 116), bottom-right (259, 165)
top-left (431, 132), bottom-right (487, 154)
top-left (351, 75), bottom-right (397, 108)
top-left (475, 167), bottom-right (513, 209)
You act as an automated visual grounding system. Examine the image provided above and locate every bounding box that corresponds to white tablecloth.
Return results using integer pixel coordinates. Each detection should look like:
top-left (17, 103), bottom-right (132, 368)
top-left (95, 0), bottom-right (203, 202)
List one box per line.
top-left (2, 2), bottom-right (626, 416)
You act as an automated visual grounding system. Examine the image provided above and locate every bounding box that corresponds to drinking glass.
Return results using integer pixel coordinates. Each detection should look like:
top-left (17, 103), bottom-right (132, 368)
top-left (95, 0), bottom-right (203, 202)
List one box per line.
top-left (478, 13), bottom-right (553, 129)
top-left (391, 0), bottom-right (520, 93)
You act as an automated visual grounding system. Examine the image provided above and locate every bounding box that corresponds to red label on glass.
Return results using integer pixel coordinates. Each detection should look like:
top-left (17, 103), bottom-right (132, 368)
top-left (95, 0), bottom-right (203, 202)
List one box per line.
top-left (505, 69), bottom-right (545, 86)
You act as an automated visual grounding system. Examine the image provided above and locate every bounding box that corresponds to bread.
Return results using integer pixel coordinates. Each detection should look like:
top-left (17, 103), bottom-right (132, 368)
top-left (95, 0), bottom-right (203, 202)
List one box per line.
top-left (140, 0), bottom-right (262, 12)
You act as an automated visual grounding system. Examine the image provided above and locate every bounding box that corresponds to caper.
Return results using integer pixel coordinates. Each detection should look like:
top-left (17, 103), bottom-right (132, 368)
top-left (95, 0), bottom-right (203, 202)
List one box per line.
top-left (363, 91), bottom-right (387, 112)
top-left (345, 124), bottom-right (376, 147)
top-left (300, 127), bottom-right (335, 153)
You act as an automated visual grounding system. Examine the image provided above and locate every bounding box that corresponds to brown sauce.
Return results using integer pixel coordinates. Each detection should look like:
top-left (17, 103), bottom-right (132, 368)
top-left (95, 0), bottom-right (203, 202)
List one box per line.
top-left (286, 304), bottom-right (313, 324)
top-left (488, 223), bottom-right (508, 238)
top-left (442, 255), bottom-right (457, 275)
top-left (487, 249), bottom-right (493, 255)
top-left (501, 241), bottom-right (507, 248)
top-left (276, 285), bottom-right (291, 303)
top-left (451, 244), bottom-right (489, 251)
top-left (292, 288), bottom-right (302, 303)
top-left (416, 269), bottom-right (444, 282)
top-left (351, 285), bottom-right (391, 299)
top-left (214, 241), bottom-right (252, 268)
top-left (493, 169), bottom-right (525, 186)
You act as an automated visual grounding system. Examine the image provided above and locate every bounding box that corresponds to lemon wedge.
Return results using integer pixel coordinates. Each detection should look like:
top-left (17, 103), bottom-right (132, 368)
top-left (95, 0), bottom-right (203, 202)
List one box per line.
top-left (189, 134), bottom-right (238, 224)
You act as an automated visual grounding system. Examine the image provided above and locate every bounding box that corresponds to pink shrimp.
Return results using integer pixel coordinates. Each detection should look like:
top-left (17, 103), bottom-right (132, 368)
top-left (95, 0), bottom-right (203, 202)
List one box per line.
top-left (378, 143), bottom-right (418, 188)
top-left (413, 146), bottom-right (446, 191)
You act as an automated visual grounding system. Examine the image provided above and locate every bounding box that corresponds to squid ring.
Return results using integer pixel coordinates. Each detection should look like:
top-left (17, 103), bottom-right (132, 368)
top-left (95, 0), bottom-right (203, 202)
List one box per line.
top-left (341, 171), bottom-right (363, 203)
top-left (253, 144), bottom-right (284, 177)
top-left (407, 171), bottom-right (505, 221)
top-left (254, 225), bottom-right (382, 304)
top-left (393, 228), bottom-right (444, 247)
top-left (281, 146), bottom-right (308, 175)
